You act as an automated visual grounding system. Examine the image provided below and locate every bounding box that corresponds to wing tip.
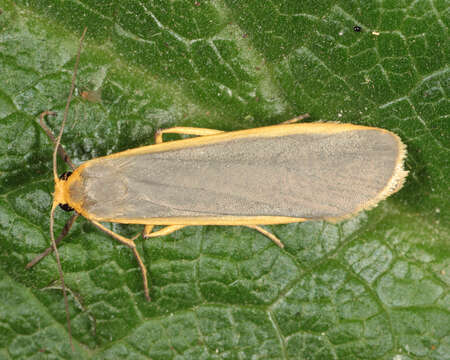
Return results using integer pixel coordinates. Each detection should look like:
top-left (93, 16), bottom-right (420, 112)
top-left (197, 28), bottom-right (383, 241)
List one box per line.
top-left (325, 130), bottom-right (408, 223)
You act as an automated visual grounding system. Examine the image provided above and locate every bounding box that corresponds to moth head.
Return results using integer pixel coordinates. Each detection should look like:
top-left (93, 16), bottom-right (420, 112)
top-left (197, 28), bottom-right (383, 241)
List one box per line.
top-left (54, 171), bottom-right (74, 212)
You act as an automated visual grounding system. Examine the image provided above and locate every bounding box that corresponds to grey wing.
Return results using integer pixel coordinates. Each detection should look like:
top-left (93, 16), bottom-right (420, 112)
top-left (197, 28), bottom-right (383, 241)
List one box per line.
top-left (71, 129), bottom-right (404, 220)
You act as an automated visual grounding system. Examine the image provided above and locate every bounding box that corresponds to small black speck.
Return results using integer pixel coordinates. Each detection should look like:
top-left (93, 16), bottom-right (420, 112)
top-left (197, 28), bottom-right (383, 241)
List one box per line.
top-left (353, 26), bottom-right (362, 32)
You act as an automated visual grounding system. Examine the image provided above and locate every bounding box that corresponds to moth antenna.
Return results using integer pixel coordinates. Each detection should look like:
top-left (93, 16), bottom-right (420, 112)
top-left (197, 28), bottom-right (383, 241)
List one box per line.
top-left (50, 202), bottom-right (73, 351)
top-left (50, 27), bottom-right (87, 351)
top-left (53, 27), bottom-right (87, 182)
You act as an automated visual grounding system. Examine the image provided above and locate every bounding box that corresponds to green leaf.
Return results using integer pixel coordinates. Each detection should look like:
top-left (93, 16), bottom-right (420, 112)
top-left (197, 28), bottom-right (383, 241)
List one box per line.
top-left (0, 0), bottom-right (448, 358)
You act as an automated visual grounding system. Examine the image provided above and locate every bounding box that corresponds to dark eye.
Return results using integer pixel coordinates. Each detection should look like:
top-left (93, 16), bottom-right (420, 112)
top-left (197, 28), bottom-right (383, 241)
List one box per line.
top-left (59, 203), bottom-right (74, 212)
top-left (59, 171), bottom-right (73, 181)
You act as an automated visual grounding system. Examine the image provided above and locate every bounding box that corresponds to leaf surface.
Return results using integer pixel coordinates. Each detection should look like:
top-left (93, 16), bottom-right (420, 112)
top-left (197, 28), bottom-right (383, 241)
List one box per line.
top-left (0, 1), bottom-right (448, 358)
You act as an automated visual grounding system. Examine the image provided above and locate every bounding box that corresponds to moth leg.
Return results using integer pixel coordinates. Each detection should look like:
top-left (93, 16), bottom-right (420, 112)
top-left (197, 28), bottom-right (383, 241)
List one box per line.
top-left (143, 224), bottom-right (187, 238)
top-left (155, 127), bottom-right (224, 144)
top-left (280, 113), bottom-right (310, 124)
top-left (26, 213), bottom-right (80, 269)
top-left (38, 111), bottom-right (76, 170)
top-left (91, 220), bottom-right (151, 301)
top-left (246, 225), bottom-right (285, 248)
